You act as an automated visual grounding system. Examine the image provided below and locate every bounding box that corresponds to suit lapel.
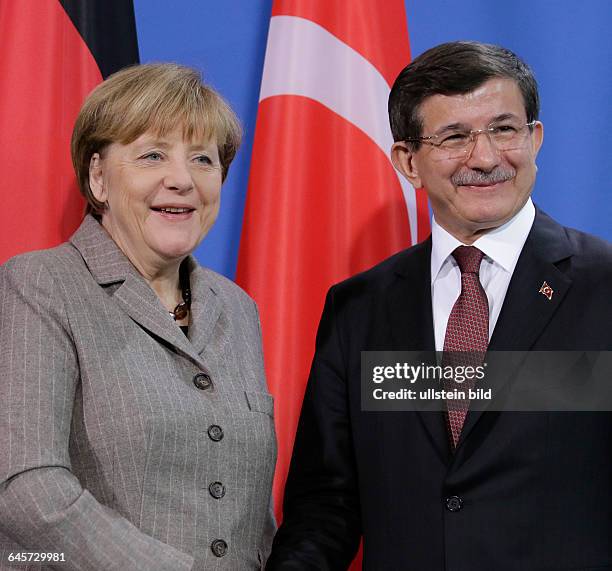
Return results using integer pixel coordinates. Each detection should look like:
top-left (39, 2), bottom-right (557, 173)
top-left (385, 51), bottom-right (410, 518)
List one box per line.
top-left (456, 209), bottom-right (574, 450)
top-left (386, 239), bottom-right (450, 462)
top-left (69, 216), bottom-right (217, 368)
top-left (488, 214), bottom-right (573, 351)
top-left (387, 238), bottom-right (435, 352)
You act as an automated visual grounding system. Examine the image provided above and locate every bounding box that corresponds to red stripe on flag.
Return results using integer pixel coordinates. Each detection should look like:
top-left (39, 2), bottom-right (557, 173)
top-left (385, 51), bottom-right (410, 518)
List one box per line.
top-left (272, 0), bottom-right (410, 87)
top-left (0, 0), bottom-right (101, 264)
top-left (239, 95), bottom-right (410, 497)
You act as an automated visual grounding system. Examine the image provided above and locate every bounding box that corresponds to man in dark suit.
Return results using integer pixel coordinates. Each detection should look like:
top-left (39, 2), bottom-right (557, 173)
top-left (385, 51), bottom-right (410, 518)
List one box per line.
top-left (267, 41), bottom-right (612, 570)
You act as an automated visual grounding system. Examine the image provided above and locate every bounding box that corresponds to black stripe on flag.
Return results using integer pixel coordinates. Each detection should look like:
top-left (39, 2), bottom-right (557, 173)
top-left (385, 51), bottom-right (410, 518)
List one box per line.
top-left (59, 0), bottom-right (140, 78)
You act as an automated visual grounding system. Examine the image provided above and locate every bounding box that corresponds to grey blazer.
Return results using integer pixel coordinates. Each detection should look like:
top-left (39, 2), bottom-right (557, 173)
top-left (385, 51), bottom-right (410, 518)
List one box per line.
top-left (0, 216), bottom-right (277, 570)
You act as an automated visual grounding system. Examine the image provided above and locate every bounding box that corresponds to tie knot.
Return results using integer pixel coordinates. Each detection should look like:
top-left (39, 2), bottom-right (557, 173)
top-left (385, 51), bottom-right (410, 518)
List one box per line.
top-left (452, 246), bottom-right (484, 274)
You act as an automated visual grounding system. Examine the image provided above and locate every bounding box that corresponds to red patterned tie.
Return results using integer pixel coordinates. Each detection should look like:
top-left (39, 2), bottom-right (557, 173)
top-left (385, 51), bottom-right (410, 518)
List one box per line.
top-left (443, 246), bottom-right (489, 447)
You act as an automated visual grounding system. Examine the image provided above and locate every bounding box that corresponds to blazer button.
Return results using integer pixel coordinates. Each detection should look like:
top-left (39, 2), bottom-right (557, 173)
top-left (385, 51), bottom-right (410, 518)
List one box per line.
top-left (208, 481), bottom-right (226, 499)
top-left (193, 372), bottom-right (213, 390)
top-left (211, 539), bottom-right (228, 558)
top-left (208, 424), bottom-right (224, 441)
top-left (446, 495), bottom-right (463, 512)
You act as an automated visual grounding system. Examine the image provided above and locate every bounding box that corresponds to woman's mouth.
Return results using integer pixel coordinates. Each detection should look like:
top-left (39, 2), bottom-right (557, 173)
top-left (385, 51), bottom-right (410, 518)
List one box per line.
top-left (151, 206), bottom-right (195, 220)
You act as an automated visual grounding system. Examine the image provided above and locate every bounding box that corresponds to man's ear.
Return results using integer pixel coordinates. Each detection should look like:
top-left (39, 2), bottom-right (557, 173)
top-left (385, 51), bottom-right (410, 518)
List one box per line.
top-left (532, 120), bottom-right (544, 157)
top-left (89, 153), bottom-right (107, 203)
top-left (391, 142), bottom-right (422, 188)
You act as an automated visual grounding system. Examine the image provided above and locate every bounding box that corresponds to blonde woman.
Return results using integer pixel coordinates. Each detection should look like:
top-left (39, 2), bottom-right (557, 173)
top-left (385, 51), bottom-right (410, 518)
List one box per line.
top-left (0, 64), bottom-right (276, 570)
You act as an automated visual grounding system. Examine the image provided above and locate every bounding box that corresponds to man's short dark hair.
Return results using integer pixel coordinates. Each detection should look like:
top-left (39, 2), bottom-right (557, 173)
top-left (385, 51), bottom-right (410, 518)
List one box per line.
top-left (388, 41), bottom-right (540, 148)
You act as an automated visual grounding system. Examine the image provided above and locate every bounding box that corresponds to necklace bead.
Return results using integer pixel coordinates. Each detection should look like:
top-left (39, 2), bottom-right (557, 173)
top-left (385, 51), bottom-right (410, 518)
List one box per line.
top-left (169, 262), bottom-right (191, 321)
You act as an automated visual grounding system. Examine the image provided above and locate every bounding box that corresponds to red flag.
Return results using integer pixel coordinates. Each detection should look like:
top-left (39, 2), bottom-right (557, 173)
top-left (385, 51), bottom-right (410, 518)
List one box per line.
top-left (237, 2), bottom-right (430, 563)
top-left (0, 0), bottom-right (139, 264)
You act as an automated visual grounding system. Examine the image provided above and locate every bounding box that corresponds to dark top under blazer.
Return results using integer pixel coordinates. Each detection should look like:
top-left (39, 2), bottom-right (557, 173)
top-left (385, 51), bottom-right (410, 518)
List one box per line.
top-left (267, 209), bottom-right (612, 571)
top-left (0, 216), bottom-right (277, 570)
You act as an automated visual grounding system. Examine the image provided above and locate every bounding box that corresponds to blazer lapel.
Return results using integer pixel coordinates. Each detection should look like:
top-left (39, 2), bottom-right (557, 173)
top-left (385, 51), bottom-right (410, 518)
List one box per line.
top-left (186, 260), bottom-right (223, 356)
top-left (456, 209), bottom-right (574, 450)
top-left (387, 239), bottom-right (450, 462)
top-left (112, 273), bottom-right (198, 359)
top-left (69, 216), bottom-right (213, 367)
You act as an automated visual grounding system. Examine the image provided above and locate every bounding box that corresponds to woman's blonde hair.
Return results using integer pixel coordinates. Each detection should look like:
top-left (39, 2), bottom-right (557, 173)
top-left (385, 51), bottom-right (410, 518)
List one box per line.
top-left (71, 63), bottom-right (242, 213)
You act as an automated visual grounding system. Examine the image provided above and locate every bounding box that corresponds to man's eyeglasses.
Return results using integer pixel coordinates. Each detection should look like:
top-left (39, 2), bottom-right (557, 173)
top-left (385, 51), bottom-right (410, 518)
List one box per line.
top-left (405, 121), bottom-right (538, 160)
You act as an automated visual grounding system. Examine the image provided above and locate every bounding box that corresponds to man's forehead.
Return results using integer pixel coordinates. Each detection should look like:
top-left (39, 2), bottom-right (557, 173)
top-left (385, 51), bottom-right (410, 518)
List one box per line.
top-left (418, 78), bottom-right (526, 130)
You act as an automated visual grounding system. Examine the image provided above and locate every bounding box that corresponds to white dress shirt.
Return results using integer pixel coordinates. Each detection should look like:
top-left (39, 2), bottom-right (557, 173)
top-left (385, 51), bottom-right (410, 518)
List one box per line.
top-left (431, 198), bottom-right (536, 351)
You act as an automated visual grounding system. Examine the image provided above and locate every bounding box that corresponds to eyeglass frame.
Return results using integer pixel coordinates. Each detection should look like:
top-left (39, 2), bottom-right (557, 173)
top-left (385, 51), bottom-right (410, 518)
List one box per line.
top-left (404, 120), bottom-right (539, 158)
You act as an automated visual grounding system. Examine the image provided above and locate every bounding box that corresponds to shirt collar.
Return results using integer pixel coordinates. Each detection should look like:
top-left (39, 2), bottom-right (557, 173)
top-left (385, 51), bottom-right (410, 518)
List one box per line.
top-left (431, 197), bottom-right (536, 281)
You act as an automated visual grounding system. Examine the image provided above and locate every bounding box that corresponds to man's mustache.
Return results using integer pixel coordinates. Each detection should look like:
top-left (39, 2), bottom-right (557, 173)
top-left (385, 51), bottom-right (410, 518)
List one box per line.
top-left (451, 167), bottom-right (516, 186)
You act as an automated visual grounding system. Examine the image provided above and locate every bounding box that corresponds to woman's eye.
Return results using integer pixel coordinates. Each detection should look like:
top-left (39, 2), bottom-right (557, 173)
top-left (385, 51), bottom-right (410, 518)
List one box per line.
top-left (142, 151), bottom-right (163, 161)
top-left (194, 155), bottom-right (213, 165)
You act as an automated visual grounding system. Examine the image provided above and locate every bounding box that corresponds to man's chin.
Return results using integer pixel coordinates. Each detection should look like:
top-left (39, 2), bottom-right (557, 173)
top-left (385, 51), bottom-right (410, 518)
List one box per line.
top-left (458, 193), bottom-right (526, 225)
top-left (452, 207), bottom-right (518, 239)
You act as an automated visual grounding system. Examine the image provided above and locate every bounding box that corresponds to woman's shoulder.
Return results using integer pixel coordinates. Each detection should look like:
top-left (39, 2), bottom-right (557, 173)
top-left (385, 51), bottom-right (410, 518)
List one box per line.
top-left (190, 261), bottom-right (259, 312)
top-left (1, 241), bottom-right (82, 283)
top-left (0, 243), bottom-right (84, 326)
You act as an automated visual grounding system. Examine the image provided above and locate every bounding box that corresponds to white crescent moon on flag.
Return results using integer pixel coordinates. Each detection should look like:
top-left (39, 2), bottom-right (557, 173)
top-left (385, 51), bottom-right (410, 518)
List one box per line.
top-left (259, 15), bottom-right (419, 245)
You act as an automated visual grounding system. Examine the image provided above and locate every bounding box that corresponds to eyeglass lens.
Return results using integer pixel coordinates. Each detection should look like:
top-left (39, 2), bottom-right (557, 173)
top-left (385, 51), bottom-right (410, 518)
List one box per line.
top-left (435, 123), bottom-right (535, 160)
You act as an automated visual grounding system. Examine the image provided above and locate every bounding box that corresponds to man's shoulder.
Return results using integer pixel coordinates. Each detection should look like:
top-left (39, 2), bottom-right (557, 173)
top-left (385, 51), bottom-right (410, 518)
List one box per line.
top-left (331, 239), bottom-right (430, 300)
top-left (563, 224), bottom-right (612, 261)
top-left (561, 226), bottom-right (612, 289)
top-left (535, 209), bottom-right (612, 270)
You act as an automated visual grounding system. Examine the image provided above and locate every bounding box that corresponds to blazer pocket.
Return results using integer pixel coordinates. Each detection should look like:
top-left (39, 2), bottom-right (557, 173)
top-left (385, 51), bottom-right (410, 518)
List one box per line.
top-left (244, 391), bottom-right (274, 418)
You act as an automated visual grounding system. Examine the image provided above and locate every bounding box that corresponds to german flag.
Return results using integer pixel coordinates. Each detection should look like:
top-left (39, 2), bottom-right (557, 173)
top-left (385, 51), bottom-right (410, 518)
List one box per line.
top-left (0, 0), bottom-right (139, 264)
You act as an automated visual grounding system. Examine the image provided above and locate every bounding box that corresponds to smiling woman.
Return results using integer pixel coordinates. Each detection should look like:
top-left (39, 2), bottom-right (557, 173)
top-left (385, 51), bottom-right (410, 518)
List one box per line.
top-left (0, 64), bottom-right (277, 570)
top-left (70, 64), bottom-right (241, 315)
top-left (88, 129), bottom-right (224, 296)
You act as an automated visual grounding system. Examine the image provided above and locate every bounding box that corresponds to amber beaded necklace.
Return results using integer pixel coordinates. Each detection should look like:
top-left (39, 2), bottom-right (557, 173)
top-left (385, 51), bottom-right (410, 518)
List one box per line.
top-left (169, 263), bottom-right (191, 321)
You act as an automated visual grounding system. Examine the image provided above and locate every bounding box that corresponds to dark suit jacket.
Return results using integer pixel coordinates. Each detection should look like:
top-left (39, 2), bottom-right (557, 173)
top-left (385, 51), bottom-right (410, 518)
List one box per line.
top-left (267, 209), bottom-right (612, 571)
